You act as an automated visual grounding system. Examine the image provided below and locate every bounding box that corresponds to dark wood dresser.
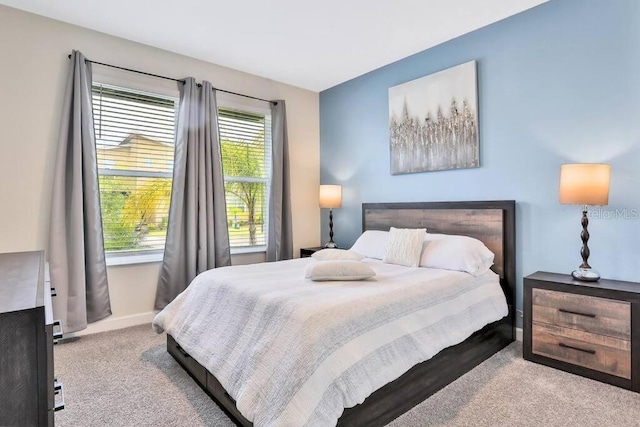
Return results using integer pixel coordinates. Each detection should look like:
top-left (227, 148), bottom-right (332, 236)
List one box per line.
top-left (524, 271), bottom-right (639, 392)
top-left (0, 251), bottom-right (63, 426)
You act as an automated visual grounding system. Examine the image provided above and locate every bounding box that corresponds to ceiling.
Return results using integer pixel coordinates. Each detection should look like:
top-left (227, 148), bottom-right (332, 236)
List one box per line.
top-left (0, 0), bottom-right (548, 91)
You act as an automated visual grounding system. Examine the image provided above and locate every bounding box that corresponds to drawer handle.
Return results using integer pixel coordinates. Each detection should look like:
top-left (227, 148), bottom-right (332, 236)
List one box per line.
top-left (558, 308), bottom-right (596, 318)
top-left (53, 320), bottom-right (64, 344)
top-left (54, 380), bottom-right (65, 411)
top-left (176, 344), bottom-right (190, 358)
top-left (559, 342), bottom-right (596, 355)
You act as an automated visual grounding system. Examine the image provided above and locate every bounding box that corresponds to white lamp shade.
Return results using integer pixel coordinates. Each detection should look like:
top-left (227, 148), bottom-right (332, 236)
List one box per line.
top-left (559, 164), bottom-right (611, 206)
top-left (319, 185), bottom-right (342, 208)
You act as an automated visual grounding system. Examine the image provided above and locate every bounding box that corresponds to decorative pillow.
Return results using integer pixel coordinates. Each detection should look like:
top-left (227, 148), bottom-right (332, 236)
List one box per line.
top-left (419, 233), bottom-right (495, 276)
top-left (312, 248), bottom-right (365, 261)
top-left (305, 260), bottom-right (376, 282)
top-left (349, 230), bottom-right (390, 260)
top-left (382, 227), bottom-right (427, 267)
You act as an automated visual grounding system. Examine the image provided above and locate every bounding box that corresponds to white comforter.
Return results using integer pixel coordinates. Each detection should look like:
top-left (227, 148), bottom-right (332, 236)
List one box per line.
top-left (153, 258), bottom-right (508, 427)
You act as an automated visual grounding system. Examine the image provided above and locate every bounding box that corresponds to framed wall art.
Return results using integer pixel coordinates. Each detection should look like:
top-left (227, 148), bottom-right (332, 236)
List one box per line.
top-left (389, 60), bottom-right (479, 174)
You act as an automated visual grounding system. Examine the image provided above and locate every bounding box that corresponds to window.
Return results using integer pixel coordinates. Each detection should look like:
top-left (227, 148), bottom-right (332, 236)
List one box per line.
top-left (219, 107), bottom-right (271, 250)
top-left (93, 82), bottom-right (271, 259)
top-left (93, 83), bottom-right (177, 256)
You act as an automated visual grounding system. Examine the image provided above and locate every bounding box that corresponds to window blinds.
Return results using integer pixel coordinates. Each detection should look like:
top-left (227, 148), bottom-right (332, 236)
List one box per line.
top-left (92, 83), bottom-right (177, 254)
top-left (218, 107), bottom-right (271, 248)
top-left (92, 83), bottom-right (271, 253)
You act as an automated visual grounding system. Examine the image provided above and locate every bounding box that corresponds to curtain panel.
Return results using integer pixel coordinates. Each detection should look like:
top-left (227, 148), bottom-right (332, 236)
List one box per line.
top-left (49, 50), bottom-right (112, 333)
top-left (266, 101), bottom-right (293, 262)
top-left (155, 78), bottom-right (231, 310)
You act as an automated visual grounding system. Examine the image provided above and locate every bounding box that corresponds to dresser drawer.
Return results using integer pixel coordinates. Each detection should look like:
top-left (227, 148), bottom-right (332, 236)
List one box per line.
top-left (532, 322), bottom-right (631, 379)
top-left (532, 288), bottom-right (631, 340)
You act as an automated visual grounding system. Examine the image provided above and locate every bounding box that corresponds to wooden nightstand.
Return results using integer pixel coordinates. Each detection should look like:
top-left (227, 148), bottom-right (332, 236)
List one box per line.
top-left (300, 247), bottom-right (324, 258)
top-left (524, 271), bottom-right (639, 392)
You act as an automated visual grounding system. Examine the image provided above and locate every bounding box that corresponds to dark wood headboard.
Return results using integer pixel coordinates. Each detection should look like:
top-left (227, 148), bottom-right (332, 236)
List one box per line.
top-left (362, 200), bottom-right (516, 313)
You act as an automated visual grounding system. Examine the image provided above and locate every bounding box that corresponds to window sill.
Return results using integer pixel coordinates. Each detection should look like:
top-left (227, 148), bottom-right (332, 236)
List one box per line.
top-left (106, 252), bottom-right (163, 267)
top-left (231, 245), bottom-right (266, 255)
top-left (105, 246), bottom-right (266, 266)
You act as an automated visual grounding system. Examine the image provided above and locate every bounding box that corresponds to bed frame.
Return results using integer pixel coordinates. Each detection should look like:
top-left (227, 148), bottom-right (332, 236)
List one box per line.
top-left (167, 200), bottom-right (516, 426)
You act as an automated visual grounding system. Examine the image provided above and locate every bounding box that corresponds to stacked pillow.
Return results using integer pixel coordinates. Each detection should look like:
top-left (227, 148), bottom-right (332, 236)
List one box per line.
top-left (349, 230), bottom-right (389, 260)
top-left (311, 248), bottom-right (364, 261)
top-left (419, 233), bottom-right (495, 276)
top-left (304, 249), bottom-right (375, 281)
top-left (350, 229), bottom-right (495, 276)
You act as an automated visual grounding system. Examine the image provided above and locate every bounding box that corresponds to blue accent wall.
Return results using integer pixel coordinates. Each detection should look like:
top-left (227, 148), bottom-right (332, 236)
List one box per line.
top-left (319, 0), bottom-right (640, 322)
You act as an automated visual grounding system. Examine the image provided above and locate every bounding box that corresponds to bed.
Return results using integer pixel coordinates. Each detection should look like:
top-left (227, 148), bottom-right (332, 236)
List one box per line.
top-left (155, 200), bottom-right (516, 426)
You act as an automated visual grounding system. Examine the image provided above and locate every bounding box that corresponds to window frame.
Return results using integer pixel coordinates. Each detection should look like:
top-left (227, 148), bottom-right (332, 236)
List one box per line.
top-left (92, 72), bottom-right (180, 266)
top-left (217, 93), bottom-right (273, 255)
top-left (91, 76), bottom-right (273, 264)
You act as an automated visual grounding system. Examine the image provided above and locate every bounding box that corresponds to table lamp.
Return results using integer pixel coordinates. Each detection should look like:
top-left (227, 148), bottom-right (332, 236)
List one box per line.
top-left (559, 163), bottom-right (611, 282)
top-left (319, 185), bottom-right (342, 248)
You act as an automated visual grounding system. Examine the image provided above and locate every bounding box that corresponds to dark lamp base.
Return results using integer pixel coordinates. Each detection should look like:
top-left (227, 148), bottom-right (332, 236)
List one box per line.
top-left (572, 268), bottom-right (600, 282)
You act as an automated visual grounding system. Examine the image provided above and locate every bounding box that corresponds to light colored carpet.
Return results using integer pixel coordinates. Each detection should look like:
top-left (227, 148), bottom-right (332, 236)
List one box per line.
top-left (55, 324), bottom-right (640, 427)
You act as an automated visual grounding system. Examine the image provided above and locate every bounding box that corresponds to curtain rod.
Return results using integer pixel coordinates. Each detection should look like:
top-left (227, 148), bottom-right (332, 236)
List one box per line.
top-left (68, 54), bottom-right (277, 105)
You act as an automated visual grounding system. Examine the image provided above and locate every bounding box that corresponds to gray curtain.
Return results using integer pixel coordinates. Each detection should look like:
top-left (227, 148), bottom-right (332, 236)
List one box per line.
top-left (49, 50), bottom-right (111, 333)
top-left (155, 78), bottom-right (231, 309)
top-left (266, 101), bottom-right (293, 261)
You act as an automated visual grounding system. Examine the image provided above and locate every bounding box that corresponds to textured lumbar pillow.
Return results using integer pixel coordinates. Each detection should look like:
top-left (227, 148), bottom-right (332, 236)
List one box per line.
top-left (304, 260), bottom-right (375, 281)
top-left (312, 249), bottom-right (365, 261)
top-left (383, 227), bottom-right (427, 267)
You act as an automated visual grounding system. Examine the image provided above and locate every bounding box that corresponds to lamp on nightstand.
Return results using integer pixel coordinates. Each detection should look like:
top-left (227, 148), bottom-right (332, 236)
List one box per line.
top-left (319, 185), bottom-right (342, 248)
top-left (559, 163), bottom-right (611, 282)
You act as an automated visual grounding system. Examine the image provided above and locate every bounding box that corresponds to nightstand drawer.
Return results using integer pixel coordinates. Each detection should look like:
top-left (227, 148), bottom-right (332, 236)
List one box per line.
top-left (300, 247), bottom-right (323, 258)
top-left (532, 323), bottom-right (631, 379)
top-left (532, 288), bottom-right (631, 340)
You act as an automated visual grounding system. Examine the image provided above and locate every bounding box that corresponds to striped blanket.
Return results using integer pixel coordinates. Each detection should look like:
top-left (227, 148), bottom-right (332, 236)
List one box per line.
top-left (153, 258), bottom-right (508, 426)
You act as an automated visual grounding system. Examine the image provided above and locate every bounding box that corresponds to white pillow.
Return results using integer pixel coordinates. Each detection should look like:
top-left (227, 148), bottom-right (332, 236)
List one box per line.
top-left (383, 227), bottom-right (427, 267)
top-left (312, 248), bottom-right (365, 261)
top-left (349, 230), bottom-right (389, 260)
top-left (419, 233), bottom-right (495, 276)
top-left (304, 260), bottom-right (375, 281)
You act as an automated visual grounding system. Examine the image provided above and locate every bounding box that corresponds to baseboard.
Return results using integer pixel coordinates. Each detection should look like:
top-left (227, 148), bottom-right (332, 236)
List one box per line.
top-left (64, 311), bottom-right (156, 338)
top-left (516, 327), bottom-right (523, 342)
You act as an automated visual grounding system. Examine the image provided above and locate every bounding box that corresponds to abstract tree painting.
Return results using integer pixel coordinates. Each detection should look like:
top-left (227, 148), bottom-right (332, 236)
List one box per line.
top-left (389, 61), bottom-right (479, 174)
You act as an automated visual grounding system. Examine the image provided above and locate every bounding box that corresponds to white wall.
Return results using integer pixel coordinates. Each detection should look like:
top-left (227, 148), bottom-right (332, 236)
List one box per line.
top-left (0, 5), bottom-right (320, 333)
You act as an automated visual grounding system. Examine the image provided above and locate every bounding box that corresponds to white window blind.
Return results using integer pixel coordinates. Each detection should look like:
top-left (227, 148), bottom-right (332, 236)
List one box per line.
top-left (92, 83), bottom-right (177, 255)
top-left (219, 107), bottom-right (271, 249)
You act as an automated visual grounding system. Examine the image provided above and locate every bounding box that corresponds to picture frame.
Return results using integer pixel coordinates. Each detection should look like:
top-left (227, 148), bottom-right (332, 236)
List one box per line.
top-left (388, 61), bottom-right (479, 174)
